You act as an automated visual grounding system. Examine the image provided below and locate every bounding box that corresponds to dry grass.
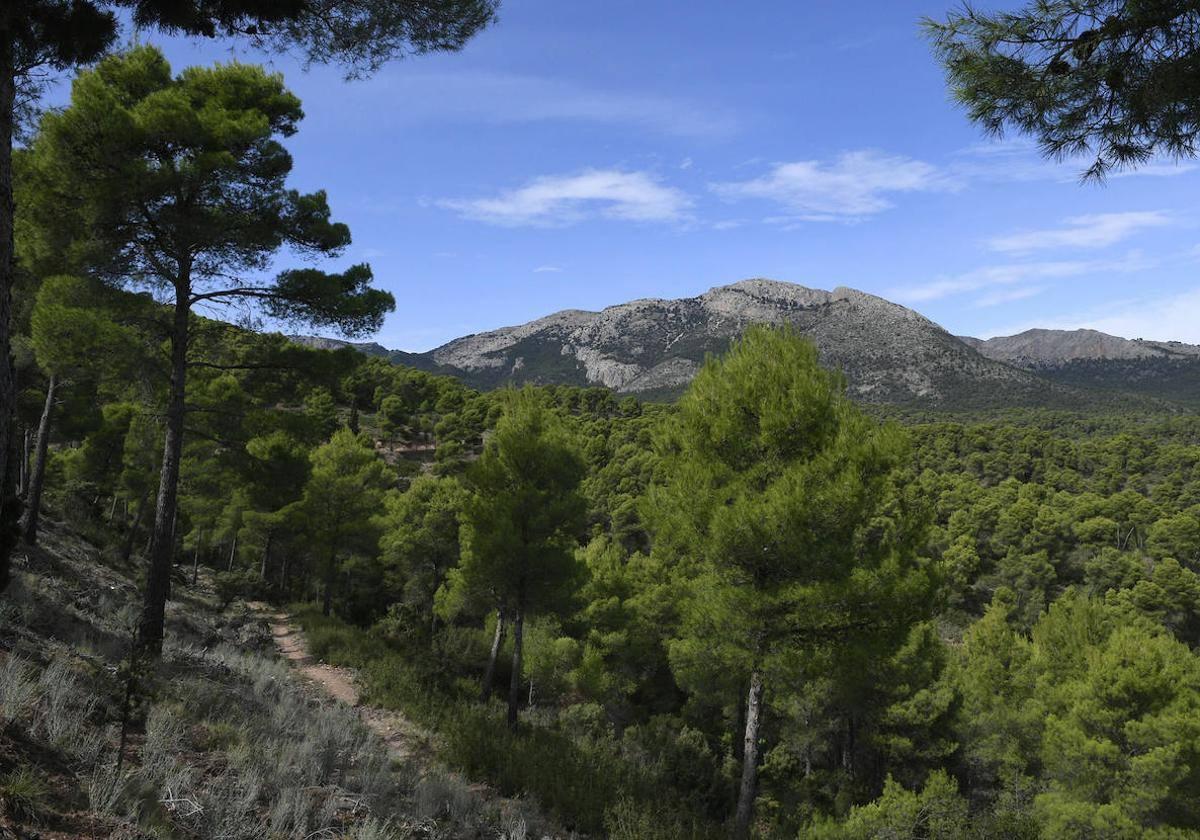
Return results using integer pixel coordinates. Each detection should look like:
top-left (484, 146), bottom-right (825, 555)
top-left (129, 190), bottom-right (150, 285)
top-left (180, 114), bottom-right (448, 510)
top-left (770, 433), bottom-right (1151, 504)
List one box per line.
top-left (0, 522), bottom-right (545, 839)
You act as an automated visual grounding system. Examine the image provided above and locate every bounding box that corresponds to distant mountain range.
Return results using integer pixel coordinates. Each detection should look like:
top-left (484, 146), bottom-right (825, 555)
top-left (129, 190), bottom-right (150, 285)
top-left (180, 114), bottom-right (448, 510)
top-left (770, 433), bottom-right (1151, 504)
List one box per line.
top-left (289, 279), bottom-right (1200, 409)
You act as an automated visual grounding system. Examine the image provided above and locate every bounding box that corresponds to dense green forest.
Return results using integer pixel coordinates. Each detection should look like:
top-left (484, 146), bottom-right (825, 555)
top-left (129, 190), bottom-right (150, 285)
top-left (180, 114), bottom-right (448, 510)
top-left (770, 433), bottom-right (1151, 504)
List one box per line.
top-left (6, 29), bottom-right (1200, 840)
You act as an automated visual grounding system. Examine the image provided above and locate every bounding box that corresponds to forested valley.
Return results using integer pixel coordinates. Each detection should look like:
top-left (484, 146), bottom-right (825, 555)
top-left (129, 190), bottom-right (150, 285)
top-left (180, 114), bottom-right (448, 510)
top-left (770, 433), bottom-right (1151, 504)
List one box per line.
top-left (4, 4), bottom-right (1200, 839)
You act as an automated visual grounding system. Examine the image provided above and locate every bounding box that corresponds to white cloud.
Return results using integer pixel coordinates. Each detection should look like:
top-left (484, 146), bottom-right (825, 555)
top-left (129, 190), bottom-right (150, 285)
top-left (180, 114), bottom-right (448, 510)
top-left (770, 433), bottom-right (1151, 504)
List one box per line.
top-left (440, 170), bottom-right (693, 227)
top-left (711, 150), bottom-right (958, 222)
top-left (534, 265), bottom-right (563, 273)
top-left (951, 139), bottom-right (1198, 183)
top-left (987, 211), bottom-right (1173, 254)
top-left (973, 286), bottom-right (1046, 308)
top-left (680, 157), bottom-right (694, 170)
top-left (359, 71), bottom-right (739, 139)
top-left (891, 252), bottom-right (1154, 304)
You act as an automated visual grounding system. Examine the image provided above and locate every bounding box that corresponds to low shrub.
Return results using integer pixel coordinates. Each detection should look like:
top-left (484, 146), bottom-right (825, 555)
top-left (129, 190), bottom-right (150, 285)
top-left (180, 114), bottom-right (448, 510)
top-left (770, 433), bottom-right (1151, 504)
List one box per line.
top-left (295, 607), bottom-right (727, 837)
top-left (0, 655), bottom-right (37, 723)
top-left (0, 767), bottom-right (50, 823)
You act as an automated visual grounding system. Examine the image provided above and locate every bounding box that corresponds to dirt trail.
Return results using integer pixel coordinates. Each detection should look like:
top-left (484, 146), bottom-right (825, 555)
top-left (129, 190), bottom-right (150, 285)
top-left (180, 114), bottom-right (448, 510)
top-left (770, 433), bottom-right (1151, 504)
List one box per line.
top-left (254, 608), bottom-right (572, 838)
top-left (261, 610), bottom-right (431, 763)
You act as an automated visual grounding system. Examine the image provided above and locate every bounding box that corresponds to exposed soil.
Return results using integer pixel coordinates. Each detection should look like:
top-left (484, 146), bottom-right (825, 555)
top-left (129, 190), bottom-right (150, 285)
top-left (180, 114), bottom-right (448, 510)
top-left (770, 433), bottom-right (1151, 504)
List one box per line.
top-left (256, 608), bottom-right (570, 838)
top-left (260, 610), bottom-right (432, 764)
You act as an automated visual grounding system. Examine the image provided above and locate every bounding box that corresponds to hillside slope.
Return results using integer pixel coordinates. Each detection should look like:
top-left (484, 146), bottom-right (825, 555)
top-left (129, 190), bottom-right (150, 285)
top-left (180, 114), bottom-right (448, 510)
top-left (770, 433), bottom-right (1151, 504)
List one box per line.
top-left (0, 522), bottom-right (550, 839)
top-left (965, 328), bottom-right (1200, 404)
top-left (321, 280), bottom-right (1074, 407)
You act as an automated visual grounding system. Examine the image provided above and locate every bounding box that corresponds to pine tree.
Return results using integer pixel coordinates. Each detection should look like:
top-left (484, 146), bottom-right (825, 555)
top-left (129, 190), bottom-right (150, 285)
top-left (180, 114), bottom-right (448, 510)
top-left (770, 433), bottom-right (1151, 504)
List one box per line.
top-left (448, 388), bottom-right (587, 729)
top-left (647, 326), bottom-right (934, 839)
top-left (378, 474), bottom-right (466, 643)
top-left (0, 0), bottom-right (498, 590)
top-left (20, 46), bottom-right (395, 655)
top-left (925, 0), bottom-right (1200, 180)
top-left (299, 428), bottom-right (391, 616)
top-left (21, 275), bottom-right (128, 543)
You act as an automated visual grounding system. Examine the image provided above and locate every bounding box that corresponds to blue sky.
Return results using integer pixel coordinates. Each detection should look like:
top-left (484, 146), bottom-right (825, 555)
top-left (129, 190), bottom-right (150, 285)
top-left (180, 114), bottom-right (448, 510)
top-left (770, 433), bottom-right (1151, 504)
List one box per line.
top-left (99, 1), bottom-right (1200, 350)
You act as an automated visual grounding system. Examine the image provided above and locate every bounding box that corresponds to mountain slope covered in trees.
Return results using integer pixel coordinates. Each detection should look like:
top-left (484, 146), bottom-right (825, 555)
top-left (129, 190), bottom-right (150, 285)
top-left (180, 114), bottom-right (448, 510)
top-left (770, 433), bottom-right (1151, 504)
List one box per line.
top-left (963, 329), bottom-right (1200, 405)
top-left (8, 18), bottom-right (1200, 839)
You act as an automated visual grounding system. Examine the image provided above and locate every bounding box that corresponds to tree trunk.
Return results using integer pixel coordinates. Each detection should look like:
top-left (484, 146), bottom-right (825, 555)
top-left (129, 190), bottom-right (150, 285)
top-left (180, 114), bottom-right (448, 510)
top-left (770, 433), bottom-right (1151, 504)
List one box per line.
top-left (136, 284), bottom-right (190, 657)
top-left (260, 530), bottom-right (272, 581)
top-left (841, 715), bottom-right (855, 778)
top-left (733, 678), bottom-right (747, 763)
top-left (227, 530), bottom-right (238, 571)
top-left (321, 547), bottom-right (337, 616)
top-left (480, 607), bottom-right (507, 702)
top-left (121, 495), bottom-right (147, 564)
top-left (732, 669), bottom-right (764, 840)
top-left (192, 536), bottom-right (201, 586)
top-left (18, 426), bottom-right (29, 497)
top-left (0, 41), bottom-right (18, 592)
top-left (20, 375), bottom-right (57, 545)
top-left (507, 605), bottom-right (524, 731)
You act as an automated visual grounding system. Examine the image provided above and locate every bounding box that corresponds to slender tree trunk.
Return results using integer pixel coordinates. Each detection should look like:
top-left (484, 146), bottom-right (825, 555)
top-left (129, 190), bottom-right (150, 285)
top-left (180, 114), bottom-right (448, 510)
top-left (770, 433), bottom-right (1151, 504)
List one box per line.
top-left (227, 531), bottom-right (238, 571)
top-left (108, 494), bottom-right (119, 524)
top-left (480, 607), bottom-right (507, 702)
top-left (136, 283), bottom-right (190, 657)
top-left (192, 536), bottom-right (201, 586)
top-left (321, 547), bottom-right (337, 616)
top-left (20, 375), bottom-right (57, 545)
top-left (18, 426), bottom-right (29, 497)
top-left (260, 530), bottom-right (272, 581)
top-left (732, 669), bottom-right (764, 840)
top-left (733, 678), bottom-right (747, 763)
top-left (507, 604), bottom-right (524, 731)
top-left (0, 42), bottom-right (19, 592)
top-left (121, 495), bottom-right (147, 564)
top-left (841, 715), bottom-right (855, 778)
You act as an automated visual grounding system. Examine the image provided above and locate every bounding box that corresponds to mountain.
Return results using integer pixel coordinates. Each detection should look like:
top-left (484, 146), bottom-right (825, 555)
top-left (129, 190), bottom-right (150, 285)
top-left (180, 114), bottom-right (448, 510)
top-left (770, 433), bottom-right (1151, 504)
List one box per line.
top-left (965, 329), bottom-right (1200, 404)
top-left (963, 328), bottom-right (1200, 367)
top-left (301, 279), bottom-right (1093, 407)
top-left (285, 335), bottom-right (392, 357)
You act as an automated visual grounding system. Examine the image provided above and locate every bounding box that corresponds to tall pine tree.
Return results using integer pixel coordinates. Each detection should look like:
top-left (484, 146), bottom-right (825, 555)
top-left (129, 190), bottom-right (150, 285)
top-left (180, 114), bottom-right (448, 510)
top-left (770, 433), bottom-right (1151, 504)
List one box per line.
top-left (0, 0), bottom-right (498, 591)
top-left (20, 46), bottom-right (395, 654)
top-left (648, 326), bottom-right (934, 839)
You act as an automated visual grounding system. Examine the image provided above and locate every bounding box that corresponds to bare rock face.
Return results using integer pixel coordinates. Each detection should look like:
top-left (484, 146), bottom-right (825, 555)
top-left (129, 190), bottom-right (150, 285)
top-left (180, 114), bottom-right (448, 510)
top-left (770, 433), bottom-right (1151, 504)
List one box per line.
top-left (399, 279), bottom-right (1062, 406)
top-left (286, 335), bottom-right (391, 357)
top-left (966, 328), bottom-right (1200, 368)
top-left (962, 328), bottom-right (1200, 405)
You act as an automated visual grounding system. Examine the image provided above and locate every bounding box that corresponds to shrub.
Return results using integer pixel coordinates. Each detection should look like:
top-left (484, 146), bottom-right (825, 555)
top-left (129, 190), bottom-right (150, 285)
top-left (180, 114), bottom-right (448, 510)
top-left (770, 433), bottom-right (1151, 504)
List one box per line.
top-left (88, 758), bottom-right (129, 816)
top-left (348, 816), bottom-right (403, 840)
top-left (0, 655), bottom-right (37, 723)
top-left (604, 796), bottom-right (723, 840)
top-left (212, 570), bottom-right (267, 609)
top-left (414, 771), bottom-right (480, 822)
top-left (35, 654), bottom-right (96, 744)
top-left (0, 767), bottom-right (50, 823)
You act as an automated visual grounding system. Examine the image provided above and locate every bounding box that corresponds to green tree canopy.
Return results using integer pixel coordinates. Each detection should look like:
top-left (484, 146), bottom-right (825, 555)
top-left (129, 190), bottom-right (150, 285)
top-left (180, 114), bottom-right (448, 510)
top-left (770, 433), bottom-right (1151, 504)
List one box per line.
top-left (447, 388), bottom-right (587, 728)
top-left (925, 0), bottom-right (1200, 179)
top-left (648, 326), bottom-right (934, 839)
top-left (0, 0), bottom-right (496, 590)
top-left (20, 45), bottom-right (395, 654)
top-left (299, 428), bottom-right (391, 616)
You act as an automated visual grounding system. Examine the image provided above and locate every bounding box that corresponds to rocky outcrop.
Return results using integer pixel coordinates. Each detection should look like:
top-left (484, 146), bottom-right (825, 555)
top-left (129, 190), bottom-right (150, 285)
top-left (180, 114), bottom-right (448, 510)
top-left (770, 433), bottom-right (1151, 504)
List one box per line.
top-left (964, 328), bottom-right (1200, 368)
top-left (366, 279), bottom-right (1066, 406)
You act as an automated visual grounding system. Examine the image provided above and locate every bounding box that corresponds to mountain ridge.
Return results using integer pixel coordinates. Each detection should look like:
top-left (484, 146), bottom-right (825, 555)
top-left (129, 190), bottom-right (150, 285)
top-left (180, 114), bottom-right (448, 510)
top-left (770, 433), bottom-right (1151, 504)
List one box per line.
top-left (288, 279), bottom-right (1200, 408)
